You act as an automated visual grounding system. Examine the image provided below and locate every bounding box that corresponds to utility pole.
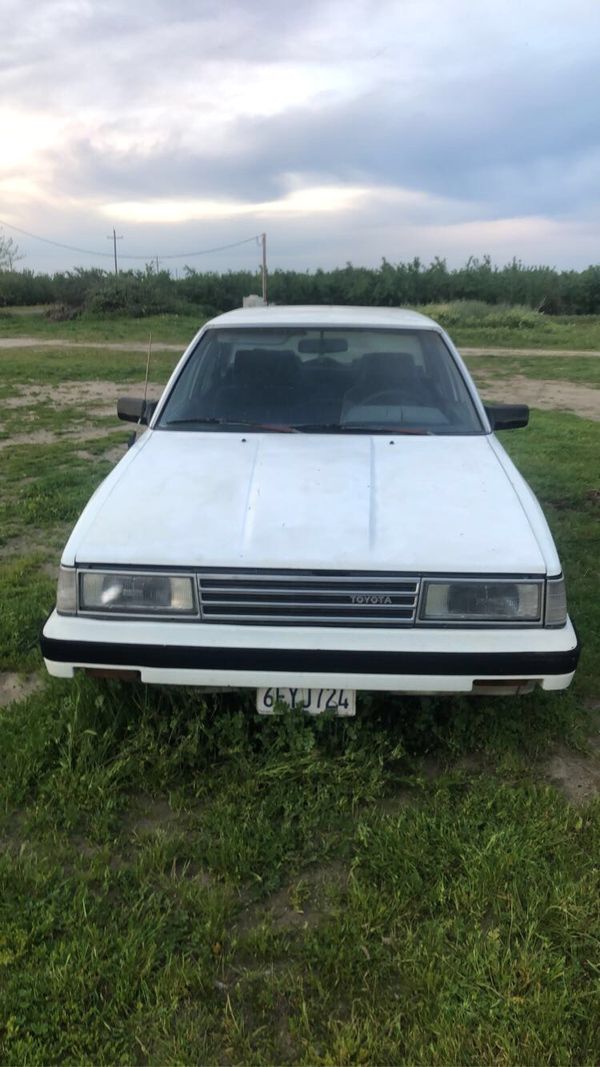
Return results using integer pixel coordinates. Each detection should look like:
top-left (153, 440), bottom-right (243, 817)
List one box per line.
top-left (260, 232), bottom-right (268, 303)
top-left (107, 228), bottom-right (123, 274)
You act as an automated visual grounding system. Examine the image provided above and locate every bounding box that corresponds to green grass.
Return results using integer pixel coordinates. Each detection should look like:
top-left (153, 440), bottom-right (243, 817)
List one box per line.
top-left (3, 303), bottom-right (600, 349)
top-left (0, 434), bottom-right (126, 550)
top-left (465, 355), bottom-right (600, 387)
top-left (0, 688), bottom-right (598, 1064)
top-left (0, 403), bottom-right (119, 440)
top-left (0, 729), bottom-right (598, 1065)
top-left (0, 347), bottom-right (598, 1064)
top-left (421, 303), bottom-right (600, 350)
top-left (455, 319), bottom-right (600, 350)
top-left (496, 413), bottom-right (600, 698)
top-left (0, 310), bottom-right (204, 344)
top-left (0, 556), bottom-right (56, 669)
top-left (0, 345), bottom-right (180, 385)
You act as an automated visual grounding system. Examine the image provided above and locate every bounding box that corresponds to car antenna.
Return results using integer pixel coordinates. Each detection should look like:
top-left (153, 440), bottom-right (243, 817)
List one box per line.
top-left (143, 330), bottom-right (152, 411)
top-left (127, 331), bottom-right (152, 450)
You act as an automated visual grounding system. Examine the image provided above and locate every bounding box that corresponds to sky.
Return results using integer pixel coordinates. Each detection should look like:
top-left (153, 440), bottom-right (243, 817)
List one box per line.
top-left (1, 0), bottom-right (600, 275)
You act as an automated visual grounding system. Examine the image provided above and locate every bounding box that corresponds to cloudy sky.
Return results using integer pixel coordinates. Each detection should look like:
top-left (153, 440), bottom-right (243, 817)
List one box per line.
top-left (1, 0), bottom-right (600, 274)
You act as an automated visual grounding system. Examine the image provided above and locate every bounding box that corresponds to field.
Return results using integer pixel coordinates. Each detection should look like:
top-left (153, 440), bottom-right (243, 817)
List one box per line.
top-left (4, 301), bottom-right (600, 350)
top-left (0, 315), bottom-right (599, 1065)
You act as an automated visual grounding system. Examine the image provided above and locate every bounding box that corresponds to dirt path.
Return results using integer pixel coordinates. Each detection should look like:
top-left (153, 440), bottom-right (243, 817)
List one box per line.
top-left (0, 379), bottom-right (163, 451)
top-left (1, 337), bottom-right (600, 357)
top-left (3, 379), bottom-right (163, 410)
top-left (2, 371), bottom-right (599, 447)
top-left (0, 337), bottom-right (184, 351)
top-left (462, 346), bottom-right (600, 358)
top-left (2, 350), bottom-right (600, 440)
top-left (474, 374), bottom-right (600, 421)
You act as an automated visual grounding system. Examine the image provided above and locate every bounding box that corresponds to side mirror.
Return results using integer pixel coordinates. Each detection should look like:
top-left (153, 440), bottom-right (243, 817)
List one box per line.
top-left (117, 397), bottom-right (157, 425)
top-left (485, 403), bottom-right (529, 430)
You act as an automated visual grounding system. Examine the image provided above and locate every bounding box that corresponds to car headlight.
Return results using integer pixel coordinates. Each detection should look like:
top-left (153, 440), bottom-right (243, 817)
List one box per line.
top-left (79, 571), bottom-right (197, 615)
top-left (420, 579), bottom-right (543, 623)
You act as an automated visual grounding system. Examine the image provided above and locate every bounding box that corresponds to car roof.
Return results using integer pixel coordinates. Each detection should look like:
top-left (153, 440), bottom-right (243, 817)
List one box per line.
top-left (204, 305), bottom-right (440, 330)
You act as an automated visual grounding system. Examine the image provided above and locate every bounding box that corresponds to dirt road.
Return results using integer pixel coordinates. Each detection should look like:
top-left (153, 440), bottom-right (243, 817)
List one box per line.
top-left (474, 374), bottom-right (600, 421)
top-left (1, 337), bottom-right (600, 357)
top-left (2, 340), bottom-right (599, 423)
top-left (0, 337), bottom-right (184, 351)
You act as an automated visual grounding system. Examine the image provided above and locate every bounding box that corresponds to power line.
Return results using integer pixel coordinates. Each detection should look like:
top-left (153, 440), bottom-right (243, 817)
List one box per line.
top-left (0, 219), bottom-right (263, 261)
top-left (0, 219), bottom-right (114, 259)
top-left (141, 235), bottom-right (261, 260)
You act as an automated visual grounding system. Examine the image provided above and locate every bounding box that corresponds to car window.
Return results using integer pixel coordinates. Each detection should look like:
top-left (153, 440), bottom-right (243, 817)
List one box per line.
top-left (157, 327), bottom-right (484, 434)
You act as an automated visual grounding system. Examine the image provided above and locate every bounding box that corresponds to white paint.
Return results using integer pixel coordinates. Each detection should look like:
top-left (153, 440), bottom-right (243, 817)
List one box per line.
top-left (41, 659), bottom-right (577, 693)
top-left (48, 306), bottom-right (576, 694)
top-left (192, 305), bottom-right (441, 331)
top-left (67, 430), bottom-right (550, 574)
top-left (43, 611), bottom-right (579, 656)
top-left (42, 608), bottom-right (578, 693)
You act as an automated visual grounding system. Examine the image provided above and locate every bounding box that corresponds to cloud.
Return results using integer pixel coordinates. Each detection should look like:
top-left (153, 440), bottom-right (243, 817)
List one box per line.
top-left (98, 184), bottom-right (372, 223)
top-left (46, 55), bottom-right (600, 222)
top-left (2, 0), bottom-right (600, 271)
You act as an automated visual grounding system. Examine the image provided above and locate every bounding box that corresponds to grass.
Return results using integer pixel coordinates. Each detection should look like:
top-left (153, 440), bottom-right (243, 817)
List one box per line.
top-left (465, 355), bottom-right (600, 388)
top-left (2, 302), bottom-right (600, 349)
top-left (0, 310), bottom-right (204, 344)
top-left (1, 745), bottom-right (598, 1065)
top-left (496, 414), bottom-right (600, 698)
top-left (0, 345), bottom-right (181, 386)
top-left (0, 344), bottom-right (598, 1064)
top-left (421, 303), bottom-right (600, 350)
top-left (0, 404), bottom-right (119, 441)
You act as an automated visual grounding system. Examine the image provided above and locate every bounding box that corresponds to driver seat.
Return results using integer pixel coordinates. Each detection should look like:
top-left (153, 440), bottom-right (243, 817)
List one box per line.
top-left (342, 351), bottom-right (420, 413)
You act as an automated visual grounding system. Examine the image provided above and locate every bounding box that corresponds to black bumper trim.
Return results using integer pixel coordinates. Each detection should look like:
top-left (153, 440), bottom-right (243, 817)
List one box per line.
top-left (40, 634), bottom-right (581, 677)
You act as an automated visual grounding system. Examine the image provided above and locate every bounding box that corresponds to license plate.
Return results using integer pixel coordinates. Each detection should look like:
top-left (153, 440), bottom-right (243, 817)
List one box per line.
top-left (256, 687), bottom-right (356, 716)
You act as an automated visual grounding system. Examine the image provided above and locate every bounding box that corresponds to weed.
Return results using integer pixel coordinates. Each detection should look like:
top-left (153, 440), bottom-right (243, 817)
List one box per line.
top-left (0, 344), bottom-right (598, 1063)
top-left (466, 354), bottom-right (600, 388)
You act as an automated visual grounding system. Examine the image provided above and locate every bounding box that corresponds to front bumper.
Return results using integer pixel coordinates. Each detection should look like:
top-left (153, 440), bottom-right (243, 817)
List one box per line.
top-left (41, 612), bottom-right (581, 694)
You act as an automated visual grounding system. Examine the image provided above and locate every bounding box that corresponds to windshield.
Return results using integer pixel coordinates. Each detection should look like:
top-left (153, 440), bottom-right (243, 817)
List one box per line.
top-left (157, 326), bottom-right (484, 435)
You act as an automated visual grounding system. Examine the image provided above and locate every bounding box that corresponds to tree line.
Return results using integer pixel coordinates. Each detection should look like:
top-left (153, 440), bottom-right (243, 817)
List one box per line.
top-left (1, 254), bottom-right (600, 316)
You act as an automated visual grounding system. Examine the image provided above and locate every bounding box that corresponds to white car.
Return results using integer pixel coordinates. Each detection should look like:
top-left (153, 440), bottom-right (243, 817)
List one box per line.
top-left (41, 306), bottom-right (580, 715)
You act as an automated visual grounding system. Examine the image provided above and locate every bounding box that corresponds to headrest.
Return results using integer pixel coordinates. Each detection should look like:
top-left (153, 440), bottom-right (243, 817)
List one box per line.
top-left (356, 351), bottom-right (417, 384)
top-left (234, 348), bottom-right (300, 386)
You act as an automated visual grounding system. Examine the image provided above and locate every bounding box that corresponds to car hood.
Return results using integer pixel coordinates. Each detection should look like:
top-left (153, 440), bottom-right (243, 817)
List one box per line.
top-left (66, 430), bottom-right (549, 573)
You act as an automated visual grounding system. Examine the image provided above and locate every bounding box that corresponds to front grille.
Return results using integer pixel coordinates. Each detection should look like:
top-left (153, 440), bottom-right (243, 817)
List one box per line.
top-left (197, 570), bottom-right (420, 626)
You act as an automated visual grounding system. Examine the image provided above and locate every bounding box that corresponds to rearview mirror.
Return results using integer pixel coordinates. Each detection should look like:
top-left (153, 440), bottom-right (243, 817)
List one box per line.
top-left (117, 397), bottom-right (157, 425)
top-left (297, 338), bottom-right (348, 354)
top-left (485, 404), bottom-right (529, 430)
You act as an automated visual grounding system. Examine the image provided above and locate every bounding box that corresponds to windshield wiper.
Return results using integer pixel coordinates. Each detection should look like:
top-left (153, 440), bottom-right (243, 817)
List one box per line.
top-left (163, 417), bottom-right (299, 432)
top-left (292, 424), bottom-right (372, 434)
top-left (165, 418), bottom-right (433, 435)
top-left (292, 423), bottom-right (434, 435)
top-left (164, 417), bottom-right (225, 426)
